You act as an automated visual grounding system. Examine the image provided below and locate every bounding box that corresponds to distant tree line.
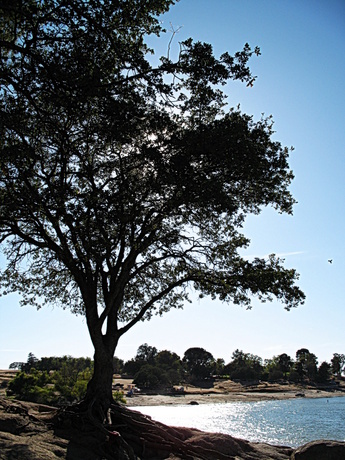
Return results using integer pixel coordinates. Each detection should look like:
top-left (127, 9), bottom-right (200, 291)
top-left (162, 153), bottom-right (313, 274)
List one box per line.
top-left (7, 347), bottom-right (345, 402)
top-left (120, 345), bottom-right (345, 387)
top-left (9, 352), bottom-right (92, 373)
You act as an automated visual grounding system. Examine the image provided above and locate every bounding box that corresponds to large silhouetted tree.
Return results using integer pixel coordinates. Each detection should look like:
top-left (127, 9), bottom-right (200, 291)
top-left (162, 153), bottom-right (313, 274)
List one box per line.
top-left (0, 0), bottom-right (305, 415)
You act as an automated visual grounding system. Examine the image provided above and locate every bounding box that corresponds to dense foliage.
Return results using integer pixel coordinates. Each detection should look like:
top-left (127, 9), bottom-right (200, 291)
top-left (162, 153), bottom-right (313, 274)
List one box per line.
top-left (1, 0), bottom-right (305, 409)
top-left (7, 354), bottom-right (93, 404)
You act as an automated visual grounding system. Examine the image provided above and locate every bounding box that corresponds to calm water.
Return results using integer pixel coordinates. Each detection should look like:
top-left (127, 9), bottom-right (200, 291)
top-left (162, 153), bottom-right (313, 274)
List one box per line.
top-left (132, 396), bottom-right (345, 448)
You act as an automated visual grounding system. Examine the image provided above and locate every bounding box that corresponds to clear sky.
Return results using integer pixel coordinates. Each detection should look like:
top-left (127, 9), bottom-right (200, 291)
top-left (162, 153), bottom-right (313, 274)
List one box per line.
top-left (1, 0), bottom-right (344, 369)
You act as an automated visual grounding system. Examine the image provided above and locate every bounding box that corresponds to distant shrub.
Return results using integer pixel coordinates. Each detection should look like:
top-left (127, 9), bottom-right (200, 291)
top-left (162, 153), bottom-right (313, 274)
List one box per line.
top-left (7, 366), bottom-right (92, 405)
top-left (288, 371), bottom-right (301, 383)
top-left (113, 390), bottom-right (126, 404)
top-left (268, 370), bottom-right (284, 382)
top-left (7, 370), bottom-right (57, 404)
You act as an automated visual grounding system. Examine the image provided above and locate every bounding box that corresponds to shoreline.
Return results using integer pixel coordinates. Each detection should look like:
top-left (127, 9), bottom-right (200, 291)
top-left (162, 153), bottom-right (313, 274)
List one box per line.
top-left (125, 389), bottom-right (345, 407)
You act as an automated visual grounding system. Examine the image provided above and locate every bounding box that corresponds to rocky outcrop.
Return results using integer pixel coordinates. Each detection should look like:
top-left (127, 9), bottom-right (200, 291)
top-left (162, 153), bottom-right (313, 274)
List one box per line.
top-left (175, 429), bottom-right (293, 459)
top-left (291, 439), bottom-right (345, 460)
top-left (0, 398), bottom-right (344, 460)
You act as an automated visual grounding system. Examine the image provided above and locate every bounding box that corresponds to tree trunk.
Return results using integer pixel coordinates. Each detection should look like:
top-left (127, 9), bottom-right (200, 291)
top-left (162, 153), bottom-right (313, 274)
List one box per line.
top-left (85, 345), bottom-right (115, 417)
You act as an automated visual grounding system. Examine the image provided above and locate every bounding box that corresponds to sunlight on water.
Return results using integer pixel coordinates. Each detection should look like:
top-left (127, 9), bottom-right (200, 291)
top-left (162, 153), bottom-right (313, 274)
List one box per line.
top-left (132, 396), bottom-right (345, 447)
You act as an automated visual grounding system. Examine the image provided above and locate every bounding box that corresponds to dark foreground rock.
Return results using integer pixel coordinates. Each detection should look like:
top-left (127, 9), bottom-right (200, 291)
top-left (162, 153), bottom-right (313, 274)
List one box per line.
top-left (0, 398), bottom-right (344, 460)
top-left (291, 439), bottom-right (345, 460)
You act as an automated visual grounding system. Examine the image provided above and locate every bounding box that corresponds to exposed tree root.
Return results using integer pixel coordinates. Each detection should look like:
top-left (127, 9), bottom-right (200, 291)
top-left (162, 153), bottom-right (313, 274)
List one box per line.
top-left (96, 402), bottom-right (292, 460)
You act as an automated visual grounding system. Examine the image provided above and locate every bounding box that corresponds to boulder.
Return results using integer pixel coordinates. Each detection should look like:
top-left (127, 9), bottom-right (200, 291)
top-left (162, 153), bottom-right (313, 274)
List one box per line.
top-left (291, 439), bottom-right (345, 460)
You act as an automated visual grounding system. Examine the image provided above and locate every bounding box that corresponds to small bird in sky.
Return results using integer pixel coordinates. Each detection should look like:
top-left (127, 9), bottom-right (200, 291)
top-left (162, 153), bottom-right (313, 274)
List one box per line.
top-left (328, 259), bottom-right (333, 264)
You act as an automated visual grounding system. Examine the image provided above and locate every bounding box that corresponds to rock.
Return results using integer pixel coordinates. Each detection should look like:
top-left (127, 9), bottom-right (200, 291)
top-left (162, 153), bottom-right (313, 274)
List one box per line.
top-left (189, 400), bottom-right (199, 405)
top-left (291, 440), bottom-right (345, 460)
top-left (182, 430), bottom-right (293, 459)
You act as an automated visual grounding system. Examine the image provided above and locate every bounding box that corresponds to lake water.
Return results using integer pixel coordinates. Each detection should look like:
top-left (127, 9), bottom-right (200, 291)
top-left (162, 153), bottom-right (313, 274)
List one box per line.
top-left (132, 396), bottom-right (345, 448)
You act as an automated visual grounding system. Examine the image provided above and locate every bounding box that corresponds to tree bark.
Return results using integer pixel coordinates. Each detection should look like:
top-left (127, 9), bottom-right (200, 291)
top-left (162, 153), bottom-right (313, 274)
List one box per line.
top-left (85, 344), bottom-right (116, 417)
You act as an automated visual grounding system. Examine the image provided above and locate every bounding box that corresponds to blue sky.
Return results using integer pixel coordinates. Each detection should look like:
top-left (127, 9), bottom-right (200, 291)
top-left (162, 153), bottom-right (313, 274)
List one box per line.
top-left (1, 0), bottom-right (344, 369)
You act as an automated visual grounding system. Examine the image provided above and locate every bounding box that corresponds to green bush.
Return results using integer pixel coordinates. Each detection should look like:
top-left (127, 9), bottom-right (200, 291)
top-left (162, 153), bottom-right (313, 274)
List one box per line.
top-left (7, 366), bottom-right (92, 405)
top-left (8, 370), bottom-right (45, 395)
top-left (7, 370), bottom-right (57, 403)
top-left (26, 386), bottom-right (58, 405)
top-left (113, 390), bottom-right (126, 404)
top-left (52, 367), bottom-right (92, 402)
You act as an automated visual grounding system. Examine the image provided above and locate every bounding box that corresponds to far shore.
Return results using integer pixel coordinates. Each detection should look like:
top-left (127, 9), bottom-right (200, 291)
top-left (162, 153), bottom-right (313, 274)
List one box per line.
top-left (112, 375), bottom-right (345, 407)
top-left (125, 388), bottom-right (345, 407)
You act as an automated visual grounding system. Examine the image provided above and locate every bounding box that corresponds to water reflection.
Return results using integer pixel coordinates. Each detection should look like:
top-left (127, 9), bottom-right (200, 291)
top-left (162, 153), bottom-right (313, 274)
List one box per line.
top-left (132, 396), bottom-right (345, 447)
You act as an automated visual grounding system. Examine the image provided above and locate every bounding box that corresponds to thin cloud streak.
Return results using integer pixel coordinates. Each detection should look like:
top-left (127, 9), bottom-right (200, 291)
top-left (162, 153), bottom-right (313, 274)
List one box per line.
top-left (243, 251), bottom-right (305, 261)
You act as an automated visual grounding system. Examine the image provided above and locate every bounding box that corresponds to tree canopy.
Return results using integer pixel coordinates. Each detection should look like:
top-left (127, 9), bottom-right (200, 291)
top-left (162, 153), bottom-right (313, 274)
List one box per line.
top-left (0, 0), bottom-right (305, 409)
top-left (183, 347), bottom-right (215, 379)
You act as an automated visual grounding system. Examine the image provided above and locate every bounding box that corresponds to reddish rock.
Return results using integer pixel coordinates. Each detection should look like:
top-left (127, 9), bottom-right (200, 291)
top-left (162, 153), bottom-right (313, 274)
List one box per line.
top-left (291, 439), bottom-right (345, 460)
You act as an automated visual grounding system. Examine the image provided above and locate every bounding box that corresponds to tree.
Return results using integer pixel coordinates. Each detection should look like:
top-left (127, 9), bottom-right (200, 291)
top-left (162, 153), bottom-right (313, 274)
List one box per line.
top-left (155, 350), bottom-right (181, 369)
top-left (292, 360), bottom-right (305, 382)
top-left (9, 362), bottom-right (25, 370)
top-left (317, 361), bottom-right (331, 383)
top-left (122, 343), bottom-right (158, 376)
top-left (225, 349), bottom-right (263, 381)
top-left (129, 348), bottom-right (183, 386)
top-left (156, 349), bottom-right (183, 382)
top-left (135, 343), bottom-right (158, 365)
top-left (263, 354), bottom-right (292, 381)
top-left (112, 356), bottom-right (124, 375)
top-left (295, 348), bottom-right (318, 382)
top-left (53, 362), bottom-right (92, 402)
top-left (133, 364), bottom-right (163, 389)
top-left (22, 352), bottom-right (38, 373)
top-left (278, 353), bottom-right (293, 379)
top-left (214, 358), bottom-right (225, 376)
top-left (263, 357), bottom-right (283, 382)
top-left (331, 353), bottom-right (345, 378)
top-left (122, 358), bottom-right (143, 377)
top-left (229, 349), bottom-right (248, 366)
top-left (296, 348), bottom-right (310, 362)
top-left (0, 0), bottom-right (305, 415)
top-left (183, 347), bottom-right (215, 380)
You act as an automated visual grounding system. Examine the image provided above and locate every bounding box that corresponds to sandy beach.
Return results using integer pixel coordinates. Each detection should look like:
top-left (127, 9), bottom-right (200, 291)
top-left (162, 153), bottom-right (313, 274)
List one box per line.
top-left (125, 390), bottom-right (345, 407)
